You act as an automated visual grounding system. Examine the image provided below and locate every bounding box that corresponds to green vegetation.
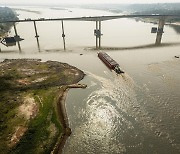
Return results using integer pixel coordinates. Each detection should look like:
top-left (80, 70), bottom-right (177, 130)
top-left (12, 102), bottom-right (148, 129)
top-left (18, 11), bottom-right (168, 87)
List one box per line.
top-left (0, 59), bottom-right (85, 154)
top-left (0, 7), bottom-right (18, 36)
top-left (131, 4), bottom-right (180, 23)
top-left (81, 3), bottom-right (180, 23)
top-left (11, 88), bottom-right (61, 154)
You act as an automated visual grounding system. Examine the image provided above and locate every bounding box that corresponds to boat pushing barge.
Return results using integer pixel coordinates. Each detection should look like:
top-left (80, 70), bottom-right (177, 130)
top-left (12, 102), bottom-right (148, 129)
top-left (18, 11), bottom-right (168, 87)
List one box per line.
top-left (98, 52), bottom-right (124, 74)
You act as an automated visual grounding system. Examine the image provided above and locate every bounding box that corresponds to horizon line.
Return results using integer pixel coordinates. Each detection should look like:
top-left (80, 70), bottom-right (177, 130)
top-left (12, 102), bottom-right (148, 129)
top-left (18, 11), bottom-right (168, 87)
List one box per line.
top-left (1, 2), bottom-right (180, 6)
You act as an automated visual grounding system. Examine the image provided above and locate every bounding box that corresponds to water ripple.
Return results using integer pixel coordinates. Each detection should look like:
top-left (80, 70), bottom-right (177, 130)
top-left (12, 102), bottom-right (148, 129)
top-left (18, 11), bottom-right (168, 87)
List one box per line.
top-left (64, 67), bottom-right (180, 153)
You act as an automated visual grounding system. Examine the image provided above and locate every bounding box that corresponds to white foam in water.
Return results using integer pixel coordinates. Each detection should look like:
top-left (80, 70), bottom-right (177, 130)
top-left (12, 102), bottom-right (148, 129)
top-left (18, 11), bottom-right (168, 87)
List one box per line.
top-left (78, 72), bottom-right (179, 153)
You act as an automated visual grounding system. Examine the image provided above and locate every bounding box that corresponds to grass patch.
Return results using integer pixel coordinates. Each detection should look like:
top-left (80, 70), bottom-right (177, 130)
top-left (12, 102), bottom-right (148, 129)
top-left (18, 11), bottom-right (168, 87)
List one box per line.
top-left (11, 87), bottom-right (62, 154)
top-left (0, 59), bottom-right (85, 154)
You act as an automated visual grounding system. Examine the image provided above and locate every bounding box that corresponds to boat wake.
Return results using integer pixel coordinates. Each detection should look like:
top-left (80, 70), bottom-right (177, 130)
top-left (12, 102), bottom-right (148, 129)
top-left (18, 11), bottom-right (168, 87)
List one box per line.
top-left (64, 71), bottom-right (180, 154)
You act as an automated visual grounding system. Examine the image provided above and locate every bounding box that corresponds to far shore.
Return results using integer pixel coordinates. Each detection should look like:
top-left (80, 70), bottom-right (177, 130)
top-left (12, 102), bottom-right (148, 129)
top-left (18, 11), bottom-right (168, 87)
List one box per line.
top-left (167, 22), bottom-right (180, 26)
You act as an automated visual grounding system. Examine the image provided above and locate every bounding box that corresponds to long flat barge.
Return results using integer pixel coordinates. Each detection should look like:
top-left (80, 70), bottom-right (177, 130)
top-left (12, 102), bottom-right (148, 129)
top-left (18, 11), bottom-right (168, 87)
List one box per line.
top-left (98, 52), bottom-right (124, 74)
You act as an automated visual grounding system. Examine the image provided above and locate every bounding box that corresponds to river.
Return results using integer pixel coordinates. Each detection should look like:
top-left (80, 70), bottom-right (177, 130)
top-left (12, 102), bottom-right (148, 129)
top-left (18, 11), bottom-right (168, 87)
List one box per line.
top-left (0, 5), bottom-right (180, 154)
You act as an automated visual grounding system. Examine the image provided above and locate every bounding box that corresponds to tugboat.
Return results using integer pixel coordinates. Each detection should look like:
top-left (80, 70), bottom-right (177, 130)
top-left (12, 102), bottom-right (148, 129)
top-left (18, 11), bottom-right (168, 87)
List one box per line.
top-left (98, 52), bottom-right (124, 74)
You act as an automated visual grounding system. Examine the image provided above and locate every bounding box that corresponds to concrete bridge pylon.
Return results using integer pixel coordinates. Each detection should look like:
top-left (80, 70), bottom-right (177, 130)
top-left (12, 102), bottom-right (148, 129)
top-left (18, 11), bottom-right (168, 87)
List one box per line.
top-left (155, 17), bottom-right (165, 45)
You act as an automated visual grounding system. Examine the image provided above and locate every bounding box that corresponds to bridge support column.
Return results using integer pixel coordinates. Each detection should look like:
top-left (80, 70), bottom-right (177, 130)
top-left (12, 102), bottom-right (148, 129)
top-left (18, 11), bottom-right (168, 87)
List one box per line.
top-left (94, 20), bottom-right (102, 50)
top-left (155, 17), bottom-right (165, 45)
top-left (96, 21), bottom-right (98, 49)
top-left (0, 39), bottom-right (1, 52)
top-left (99, 21), bottom-right (101, 49)
top-left (13, 24), bottom-right (22, 52)
top-left (61, 20), bottom-right (66, 50)
top-left (33, 21), bottom-right (40, 51)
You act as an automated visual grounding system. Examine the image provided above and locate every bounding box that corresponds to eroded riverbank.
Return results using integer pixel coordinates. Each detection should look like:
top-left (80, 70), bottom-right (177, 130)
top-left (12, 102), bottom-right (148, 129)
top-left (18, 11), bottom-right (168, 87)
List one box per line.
top-left (0, 59), bottom-right (85, 154)
top-left (53, 83), bottom-right (87, 154)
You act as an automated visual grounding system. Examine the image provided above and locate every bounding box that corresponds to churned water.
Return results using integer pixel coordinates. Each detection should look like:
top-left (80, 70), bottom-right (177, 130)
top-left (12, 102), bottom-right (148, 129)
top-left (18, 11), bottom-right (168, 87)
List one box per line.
top-left (0, 6), bottom-right (180, 154)
top-left (64, 60), bottom-right (180, 154)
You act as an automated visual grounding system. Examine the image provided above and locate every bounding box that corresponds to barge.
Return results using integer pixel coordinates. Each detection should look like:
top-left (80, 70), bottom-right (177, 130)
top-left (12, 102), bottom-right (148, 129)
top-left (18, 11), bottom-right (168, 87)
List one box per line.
top-left (98, 52), bottom-right (124, 74)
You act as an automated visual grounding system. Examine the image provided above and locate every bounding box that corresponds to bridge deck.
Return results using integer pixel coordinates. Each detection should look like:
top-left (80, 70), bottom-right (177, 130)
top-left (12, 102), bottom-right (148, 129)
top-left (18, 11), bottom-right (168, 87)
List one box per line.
top-left (0, 14), bottom-right (180, 23)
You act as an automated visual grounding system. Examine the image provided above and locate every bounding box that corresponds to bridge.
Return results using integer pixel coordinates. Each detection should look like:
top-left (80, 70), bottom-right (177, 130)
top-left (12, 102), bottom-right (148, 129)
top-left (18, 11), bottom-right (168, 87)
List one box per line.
top-left (0, 14), bottom-right (180, 52)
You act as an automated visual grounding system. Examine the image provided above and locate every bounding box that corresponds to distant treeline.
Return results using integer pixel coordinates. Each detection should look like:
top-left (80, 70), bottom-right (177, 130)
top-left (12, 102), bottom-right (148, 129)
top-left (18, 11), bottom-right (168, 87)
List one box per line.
top-left (126, 3), bottom-right (180, 13)
top-left (0, 7), bottom-right (18, 36)
top-left (131, 4), bottom-right (180, 22)
top-left (81, 3), bottom-right (180, 22)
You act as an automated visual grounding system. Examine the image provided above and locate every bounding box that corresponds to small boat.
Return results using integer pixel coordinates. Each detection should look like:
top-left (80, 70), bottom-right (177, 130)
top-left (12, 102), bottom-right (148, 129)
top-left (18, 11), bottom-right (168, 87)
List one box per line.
top-left (98, 52), bottom-right (124, 74)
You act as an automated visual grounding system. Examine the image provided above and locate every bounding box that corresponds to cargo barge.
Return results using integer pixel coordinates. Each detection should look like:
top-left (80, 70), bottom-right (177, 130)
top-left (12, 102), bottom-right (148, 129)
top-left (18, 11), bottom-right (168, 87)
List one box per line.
top-left (98, 52), bottom-right (124, 74)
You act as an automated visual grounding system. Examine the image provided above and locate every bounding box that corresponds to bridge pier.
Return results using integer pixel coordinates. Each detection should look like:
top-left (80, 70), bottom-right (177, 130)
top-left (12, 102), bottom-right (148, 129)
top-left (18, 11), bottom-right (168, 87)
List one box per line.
top-left (96, 21), bottom-right (98, 49)
top-left (33, 21), bottom-right (40, 51)
top-left (0, 38), bottom-right (1, 52)
top-left (155, 17), bottom-right (165, 45)
top-left (94, 20), bottom-right (102, 50)
top-left (61, 20), bottom-right (66, 50)
top-left (99, 21), bottom-right (101, 49)
top-left (13, 24), bottom-right (22, 52)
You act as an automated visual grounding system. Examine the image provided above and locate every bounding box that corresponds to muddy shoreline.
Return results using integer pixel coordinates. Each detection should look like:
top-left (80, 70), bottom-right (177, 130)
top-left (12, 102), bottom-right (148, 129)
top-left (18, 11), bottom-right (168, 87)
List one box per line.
top-left (53, 84), bottom-right (87, 154)
top-left (0, 59), bottom-right (86, 153)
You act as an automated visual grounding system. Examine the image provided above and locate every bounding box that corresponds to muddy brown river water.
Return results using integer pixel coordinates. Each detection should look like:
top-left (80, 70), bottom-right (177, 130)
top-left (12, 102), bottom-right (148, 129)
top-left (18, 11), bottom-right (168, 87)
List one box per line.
top-left (0, 6), bottom-right (180, 154)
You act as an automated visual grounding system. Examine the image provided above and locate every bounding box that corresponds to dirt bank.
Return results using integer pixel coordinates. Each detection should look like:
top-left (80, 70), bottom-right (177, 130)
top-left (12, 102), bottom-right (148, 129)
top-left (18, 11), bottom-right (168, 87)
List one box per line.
top-left (52, 84), bottom-right (87, 154)
top-left (0, 59), bottom-right (85, 154)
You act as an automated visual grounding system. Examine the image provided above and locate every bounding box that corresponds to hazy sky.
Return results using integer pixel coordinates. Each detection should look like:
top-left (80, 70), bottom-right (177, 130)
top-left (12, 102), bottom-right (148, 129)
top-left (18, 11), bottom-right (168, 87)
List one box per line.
top-left (1, 0), bottom-right (180, 5)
